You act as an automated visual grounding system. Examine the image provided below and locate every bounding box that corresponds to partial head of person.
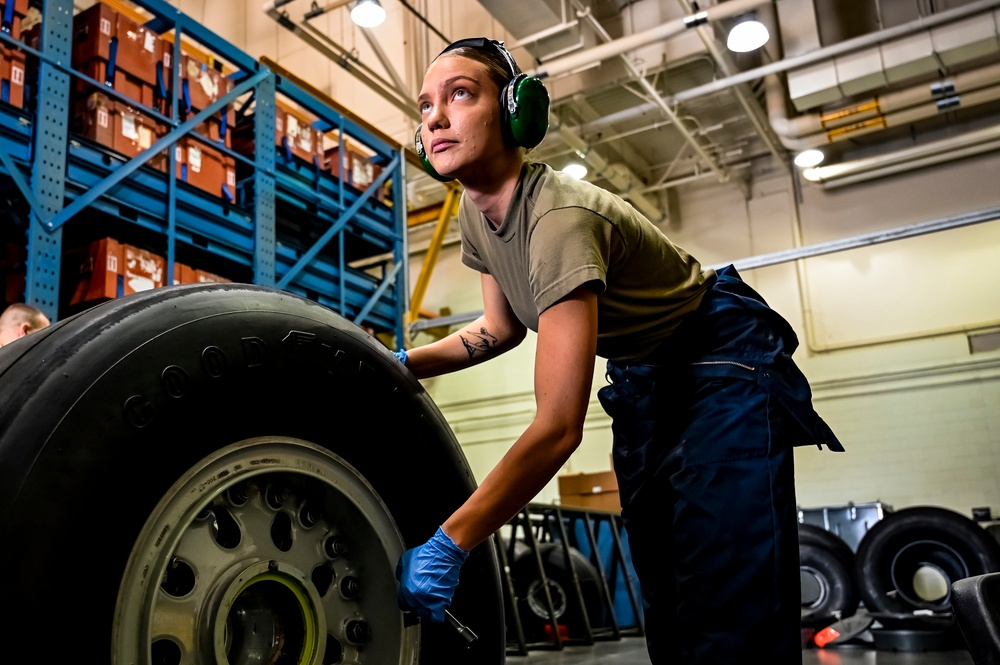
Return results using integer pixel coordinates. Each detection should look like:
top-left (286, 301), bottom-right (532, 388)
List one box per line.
top-left (415, 37), bottom-right (550, 184)
top-left (0, 303), bottom-right (51, 347)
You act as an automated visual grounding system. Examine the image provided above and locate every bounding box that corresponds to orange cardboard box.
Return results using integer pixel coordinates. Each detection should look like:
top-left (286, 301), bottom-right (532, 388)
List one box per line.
top-left (123, 244), bottom-right (165, 294)
top-left (171, 262), bottom-right (198, 285)
top-left (65, 236), bottom-right (125, 305)
top-left (558, 470), bottom-right (621, 513)
top-left (195, 268), bottom-right (231, 284)
top-left (1, 46), bottom-right (25, 109)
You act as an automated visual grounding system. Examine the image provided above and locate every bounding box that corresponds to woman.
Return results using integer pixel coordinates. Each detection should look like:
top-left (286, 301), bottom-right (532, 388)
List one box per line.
top-left (396, 37), bottom-right (844, 665)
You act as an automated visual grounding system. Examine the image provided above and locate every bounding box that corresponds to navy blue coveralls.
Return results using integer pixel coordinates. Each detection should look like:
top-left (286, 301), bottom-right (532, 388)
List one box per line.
top-left (598, 265), bottom-right (844, 665)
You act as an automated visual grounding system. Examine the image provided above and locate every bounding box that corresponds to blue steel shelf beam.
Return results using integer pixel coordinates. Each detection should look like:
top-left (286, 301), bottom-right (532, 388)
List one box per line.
top-left (26, 0), bottom-right (73, 320)
top-left (4, 0), bottom-right (406, 341)
top-left (43, 69), bottom-right (270, 232)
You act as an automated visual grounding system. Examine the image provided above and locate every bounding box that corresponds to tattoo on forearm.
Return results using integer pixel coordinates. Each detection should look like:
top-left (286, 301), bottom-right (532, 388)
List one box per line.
top-left (460, 327), bottom-right (498, 359)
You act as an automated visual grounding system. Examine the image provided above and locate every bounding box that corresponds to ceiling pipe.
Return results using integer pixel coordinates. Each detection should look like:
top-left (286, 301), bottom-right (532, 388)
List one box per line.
top-left (800, 122), bottom-right (1000, 187)
top-left (668, 0), bottom-right (1000, 106)
top-left (568, 0), bottom-right (732, 187)
top-left (550, 119), bottom-right (666, 222)
top-left (527, 0), bottom-right (770, 80)
top-left (675, 0), bottom-right (789, 173)
top-left (262, 1), bottom-right (419, 120)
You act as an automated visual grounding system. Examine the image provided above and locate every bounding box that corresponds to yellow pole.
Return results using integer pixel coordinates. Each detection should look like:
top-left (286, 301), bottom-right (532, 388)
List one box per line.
top-left (404, 184), bottom-right (460, 335)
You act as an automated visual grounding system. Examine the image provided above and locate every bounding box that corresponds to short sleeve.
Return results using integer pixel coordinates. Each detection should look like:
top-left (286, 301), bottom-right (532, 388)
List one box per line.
top-left (459, 204), bottom-right (489, 274)
top-left (528, 208), bottom-right (611, 314)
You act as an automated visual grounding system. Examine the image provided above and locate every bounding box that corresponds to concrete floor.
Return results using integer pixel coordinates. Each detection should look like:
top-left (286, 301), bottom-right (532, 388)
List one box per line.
top-left (506, 637), bottom-right (976, 664)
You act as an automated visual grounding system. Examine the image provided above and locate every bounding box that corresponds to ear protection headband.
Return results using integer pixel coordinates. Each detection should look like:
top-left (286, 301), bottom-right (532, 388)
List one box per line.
top-left (415, 37), bottom-right (550, 182)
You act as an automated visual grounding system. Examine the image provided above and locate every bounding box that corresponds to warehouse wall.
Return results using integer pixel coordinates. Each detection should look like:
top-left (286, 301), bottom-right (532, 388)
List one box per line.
top-left (412, 150), bottom-right (1000, 518)
top-left (167, 0), bottom-right (511, 149)
top-left (171, 0), bottom-right (1000, 516)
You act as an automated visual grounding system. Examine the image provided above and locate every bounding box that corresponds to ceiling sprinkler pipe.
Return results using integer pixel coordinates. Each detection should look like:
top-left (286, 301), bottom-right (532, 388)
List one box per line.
top-left (527, 0), bottom-right (770, 79)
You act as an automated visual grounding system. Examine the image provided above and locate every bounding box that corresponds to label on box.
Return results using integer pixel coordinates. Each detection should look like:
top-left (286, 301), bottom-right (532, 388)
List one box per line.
top-left (227, 169), bottom-right (235, 187)
top-left (189, 145), bottom-right (202, 172)
top-left (298, 128), bottom-right (312, 152)
top-left (107, 252), bottom-right (118, 273)
top-left (199, 71), bottom-right (218, 99)
top-left (175, 145), bottom-right (183, 162)
top-left (276, 117), bottom-right (283, 132)
top-left (98, 108), bottom-right (109, 129)
top-left (12, 65), bottom-right (23, 85)
top-left (287, 115), bottom-right (299, 136)
top-left (138, 126), bottom-right (153, 149)
top-left (144, 31), bottom-right (156, 52)
top-left (164, 52), bottom-right (171, 68)
top-left (100, 18), bottom-right (111, 36)
top-left (121, 113), bottom-right (139, 141)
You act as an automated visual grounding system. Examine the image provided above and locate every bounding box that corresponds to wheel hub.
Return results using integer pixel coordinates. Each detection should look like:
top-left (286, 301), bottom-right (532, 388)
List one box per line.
top-left (113, 438), bottom-right (418, 665)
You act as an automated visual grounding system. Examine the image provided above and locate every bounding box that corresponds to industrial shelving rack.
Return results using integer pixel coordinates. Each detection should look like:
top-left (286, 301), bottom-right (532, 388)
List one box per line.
top-left (0, 0), bottom-right (408, 344)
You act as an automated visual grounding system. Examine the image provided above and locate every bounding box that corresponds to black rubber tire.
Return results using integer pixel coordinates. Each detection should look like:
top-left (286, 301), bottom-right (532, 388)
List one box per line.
top-left (510, 542), bottom-right (603, 641)
top-left (798, 523), bottom-right (861, 621)
top-left (0, 283), bottom-right (504, 663)
top-left (856, 506), bottom-right (1000, 614)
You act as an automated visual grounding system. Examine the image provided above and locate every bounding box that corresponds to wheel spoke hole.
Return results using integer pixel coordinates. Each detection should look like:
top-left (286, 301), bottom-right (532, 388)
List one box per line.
top-left (323, 634), bottom-right (343, 664)
top-left (211, 506), bottom-right (242, 550)
top-left (161, 558), bottom-right (196, 598)
top-left (271, 511), bottom-right (294, 552)
top-left (312, 564), bottom-right (335, 597)
top-left (266, 485), bottom-right (290, 510)
top-left (227, 482), bottom-right (250, 507)
top-left (151, 638), bottom-right (182, 665)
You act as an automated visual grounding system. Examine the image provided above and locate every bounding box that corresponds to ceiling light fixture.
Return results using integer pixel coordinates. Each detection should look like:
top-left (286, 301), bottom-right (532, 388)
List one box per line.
top-left (794, 149), bottom-right (825, 168)
top-left (562, 163), bottom-right (588, 180)
top-left (351, 0), bottom-right (385, 28)
top-left (727, 15), bottom-right (769, 52)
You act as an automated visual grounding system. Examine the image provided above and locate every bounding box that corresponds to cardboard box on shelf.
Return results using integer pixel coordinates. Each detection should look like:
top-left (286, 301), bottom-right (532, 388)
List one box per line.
top-left (175, 139), bottom-right (236, 201)
top-left (327, 141), bottom-right (388, 201)
top-left (0, 0), bottom-right (28, 39)
top-left (65, 236), bottom-right (125, 305)
top-left (123, 244), bottom-right (165, 294)
top-left (557, 470), bottom-right (621, 513)
top-left (0, 46), bottom-right (25, 109)
top-left (195, 268), bottom-right (231, 283)
top-left (72, 92), bottom-right (166, 170)
top-left (65, 238), bottom-right (170, 307)
top-left (73, 59), bottom-right (156, 110)
top-left (170, 262), bottom-right (198, 285)
top-left (276, 101), bottom-right (323, 165)
top-left (72, 1), bottom-right (163, 86)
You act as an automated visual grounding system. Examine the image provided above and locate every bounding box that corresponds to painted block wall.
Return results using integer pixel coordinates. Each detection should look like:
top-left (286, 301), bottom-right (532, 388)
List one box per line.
top-left (415, 151), bottom-right (1000, 518)
top-left (168, 0), bottom-right (1000, 518)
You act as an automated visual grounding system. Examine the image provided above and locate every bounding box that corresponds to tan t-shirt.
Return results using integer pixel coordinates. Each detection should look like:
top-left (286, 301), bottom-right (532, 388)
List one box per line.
top-left (460, 162), bottom-right (714, 362)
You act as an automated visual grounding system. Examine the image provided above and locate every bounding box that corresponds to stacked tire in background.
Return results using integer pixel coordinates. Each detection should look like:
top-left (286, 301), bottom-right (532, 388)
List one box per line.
top-left (799, 505), bottom-right (1000, 653)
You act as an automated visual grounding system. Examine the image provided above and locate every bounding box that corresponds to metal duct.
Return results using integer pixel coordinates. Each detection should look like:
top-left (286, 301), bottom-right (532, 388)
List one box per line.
top-left (767, 62), bottom-right (1000, 150)
top-left (787, 9), bottom-right (1000, 111)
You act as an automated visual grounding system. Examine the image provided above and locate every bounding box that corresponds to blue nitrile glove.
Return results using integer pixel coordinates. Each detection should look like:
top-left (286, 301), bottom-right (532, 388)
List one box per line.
top-left (396, 526), bottom-right (469, 622)
top-left (393, 348), bottom-right (408, 365)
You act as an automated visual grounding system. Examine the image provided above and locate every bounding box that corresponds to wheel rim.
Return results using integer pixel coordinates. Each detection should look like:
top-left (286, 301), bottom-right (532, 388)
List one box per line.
top-left (889, 539), bottom-right (968, 610)
top-left (113, 437), bottom-right (418, 665)
top-left (800, 566), bottom-right (828, 611)
top-left (525, 579), bottom-right (567, 621)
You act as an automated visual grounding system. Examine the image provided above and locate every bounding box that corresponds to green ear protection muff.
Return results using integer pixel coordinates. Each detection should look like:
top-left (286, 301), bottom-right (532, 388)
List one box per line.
top-left (415, 37), bottom-right (550, 182)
